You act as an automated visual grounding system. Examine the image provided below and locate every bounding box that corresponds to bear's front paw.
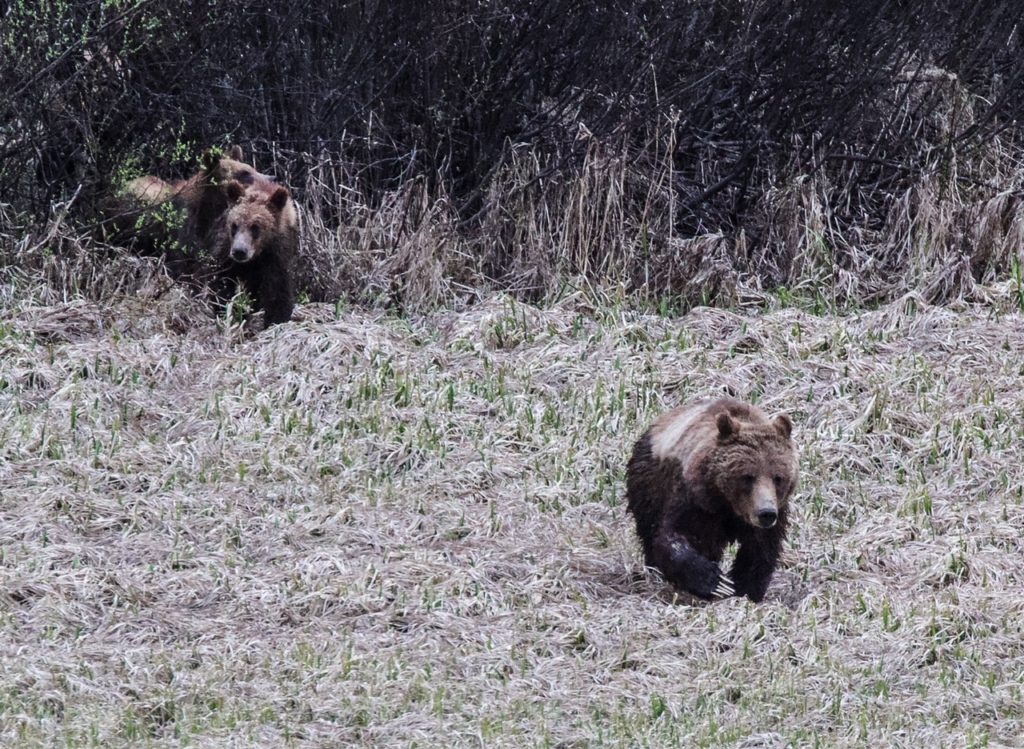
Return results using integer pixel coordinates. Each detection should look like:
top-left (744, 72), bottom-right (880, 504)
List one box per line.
top-left (685, 559), bottom-right (734, 600)
top-left (712, 572), bottom-right (735, 599)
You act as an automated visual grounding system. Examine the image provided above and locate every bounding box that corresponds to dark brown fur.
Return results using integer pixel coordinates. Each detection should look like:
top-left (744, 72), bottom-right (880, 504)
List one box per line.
top-left (626, 398), bottom-right (798, 602)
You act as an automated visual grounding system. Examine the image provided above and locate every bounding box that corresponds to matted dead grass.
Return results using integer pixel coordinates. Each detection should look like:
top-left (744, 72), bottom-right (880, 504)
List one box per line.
top-left (2, 276), bottom-right (1024, 748)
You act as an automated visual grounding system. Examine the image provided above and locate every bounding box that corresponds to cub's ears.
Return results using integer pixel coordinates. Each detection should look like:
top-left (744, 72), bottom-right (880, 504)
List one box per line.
top-left (772, 413), bottom-right (793, 439)
top-left (201, 148), bottom-right (220, 173)
top-left (225, 180), bottom-right (245, 203)
top-left (201, 145), bottom-right (244, 173)
top-left (269, 186), bottom-right (290, 212)
top-left (716, 412), bottom-right (739, 440)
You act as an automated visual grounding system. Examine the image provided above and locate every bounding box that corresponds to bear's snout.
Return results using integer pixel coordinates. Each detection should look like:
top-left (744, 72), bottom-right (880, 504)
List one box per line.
top-left (230, 240), bottom-right (254, 263)
top-left (749, 476), bottom-right (779, 528)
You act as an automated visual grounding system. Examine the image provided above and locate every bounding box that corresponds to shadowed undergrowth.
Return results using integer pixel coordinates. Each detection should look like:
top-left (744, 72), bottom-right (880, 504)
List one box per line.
top-left (5, 65), bottom-right (1023, 318)
top-left (5, 2), bottom-right (1024, 313)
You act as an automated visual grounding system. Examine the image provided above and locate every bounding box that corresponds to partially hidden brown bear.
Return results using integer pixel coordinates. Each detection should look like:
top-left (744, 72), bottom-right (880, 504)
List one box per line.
top-left (112, 146), bottom-right (298, 326)
top-left (626, 397), bottom-right (798, 602)
top-left (207, 180), bottom-right (299, 326)
top-left (121, 145), bottom-right (278, 251)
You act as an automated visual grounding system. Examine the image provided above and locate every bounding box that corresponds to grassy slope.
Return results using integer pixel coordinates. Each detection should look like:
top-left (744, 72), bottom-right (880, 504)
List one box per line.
top-left (2, 281), bottom-right (1024, 748)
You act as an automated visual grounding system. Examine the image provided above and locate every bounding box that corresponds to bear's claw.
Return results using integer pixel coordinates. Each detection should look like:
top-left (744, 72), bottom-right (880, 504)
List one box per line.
top-left (713, 575), bottom-right (735, 599)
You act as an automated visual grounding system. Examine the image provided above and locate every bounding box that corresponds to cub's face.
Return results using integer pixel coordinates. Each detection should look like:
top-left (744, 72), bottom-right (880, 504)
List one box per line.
top-left (710, 412), bottom-right (797, 529)
top-left (222, 182), bottom-right (291, 263)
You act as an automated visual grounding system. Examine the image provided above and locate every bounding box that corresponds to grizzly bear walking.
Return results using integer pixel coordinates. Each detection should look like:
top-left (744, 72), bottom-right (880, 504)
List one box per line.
top-left (626, 398), bottom-right (798, 602)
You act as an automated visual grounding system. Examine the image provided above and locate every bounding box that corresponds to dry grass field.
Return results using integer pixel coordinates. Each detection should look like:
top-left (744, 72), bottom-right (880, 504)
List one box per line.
top-left (2, 263), bottom-right (1024, 748)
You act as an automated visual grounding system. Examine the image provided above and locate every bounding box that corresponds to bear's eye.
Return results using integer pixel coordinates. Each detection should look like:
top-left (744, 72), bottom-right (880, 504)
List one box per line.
top-left (742, 474), bottom-right (755, 484)
top-left (250, 224), bottom-right (260, 239)
top-left (238, 170), bottom-right (253, 184)
top-left (230, 222), bottom-right (238, 235)
top-left (773, 475), bottom-right (784, 485)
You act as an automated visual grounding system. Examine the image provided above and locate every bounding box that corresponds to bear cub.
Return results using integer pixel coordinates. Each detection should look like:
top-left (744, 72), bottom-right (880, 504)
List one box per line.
top-left (209, 180), bottom-right (298, 326)
top-left (626, 397), bottom-right (798, 603)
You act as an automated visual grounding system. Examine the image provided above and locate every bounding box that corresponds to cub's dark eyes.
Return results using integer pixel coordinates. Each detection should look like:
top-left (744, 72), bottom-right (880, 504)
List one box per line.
top-left (230, 222), bottom-right (238, 234)
top-left (742, 475), bottom-right (755, 484)
top-left (773, 475), bottom-right (784, 485)
top-left (250, 224), bottom-right (260, 238)
top-left (238, 170), bottom-right (253, 184)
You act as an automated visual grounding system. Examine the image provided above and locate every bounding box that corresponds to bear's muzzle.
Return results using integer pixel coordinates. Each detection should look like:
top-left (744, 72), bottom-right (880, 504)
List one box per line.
top-left (756, 509), bottom-right (778, 528)
top-left (230, 237), bottom-right (255, 263)
top-left (751, 476), bottom-right (779, 528)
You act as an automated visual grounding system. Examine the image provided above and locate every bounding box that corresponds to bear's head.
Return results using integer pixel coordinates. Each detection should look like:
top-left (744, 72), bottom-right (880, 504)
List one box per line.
top-left (707, 411), bottom-right (797, 529)
top-left (201, 145), bottom-right (276, 188)
top-left (221, 181), bottom-right (292, 263)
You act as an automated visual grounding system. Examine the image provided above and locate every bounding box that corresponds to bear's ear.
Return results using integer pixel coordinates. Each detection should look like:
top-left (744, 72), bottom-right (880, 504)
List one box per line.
top-left (227, 145), bottom-right (244, 161)
top-left (772, 413), bottom-right (793, 439)
top-left (225, 180), bottom-right (245, 204)
top-left (716, 412), bottom-right (739, 440)
top-left (201, 148), bottom-right (220, 174)
top-left (268, 186), bottom-right (290, 213)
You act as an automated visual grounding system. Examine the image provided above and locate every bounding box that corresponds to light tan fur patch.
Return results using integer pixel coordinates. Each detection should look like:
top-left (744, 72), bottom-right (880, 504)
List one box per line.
top-left (649, 400), bottom-right (717, 468)
top-left (126, 175), bottom-right (175, 205)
